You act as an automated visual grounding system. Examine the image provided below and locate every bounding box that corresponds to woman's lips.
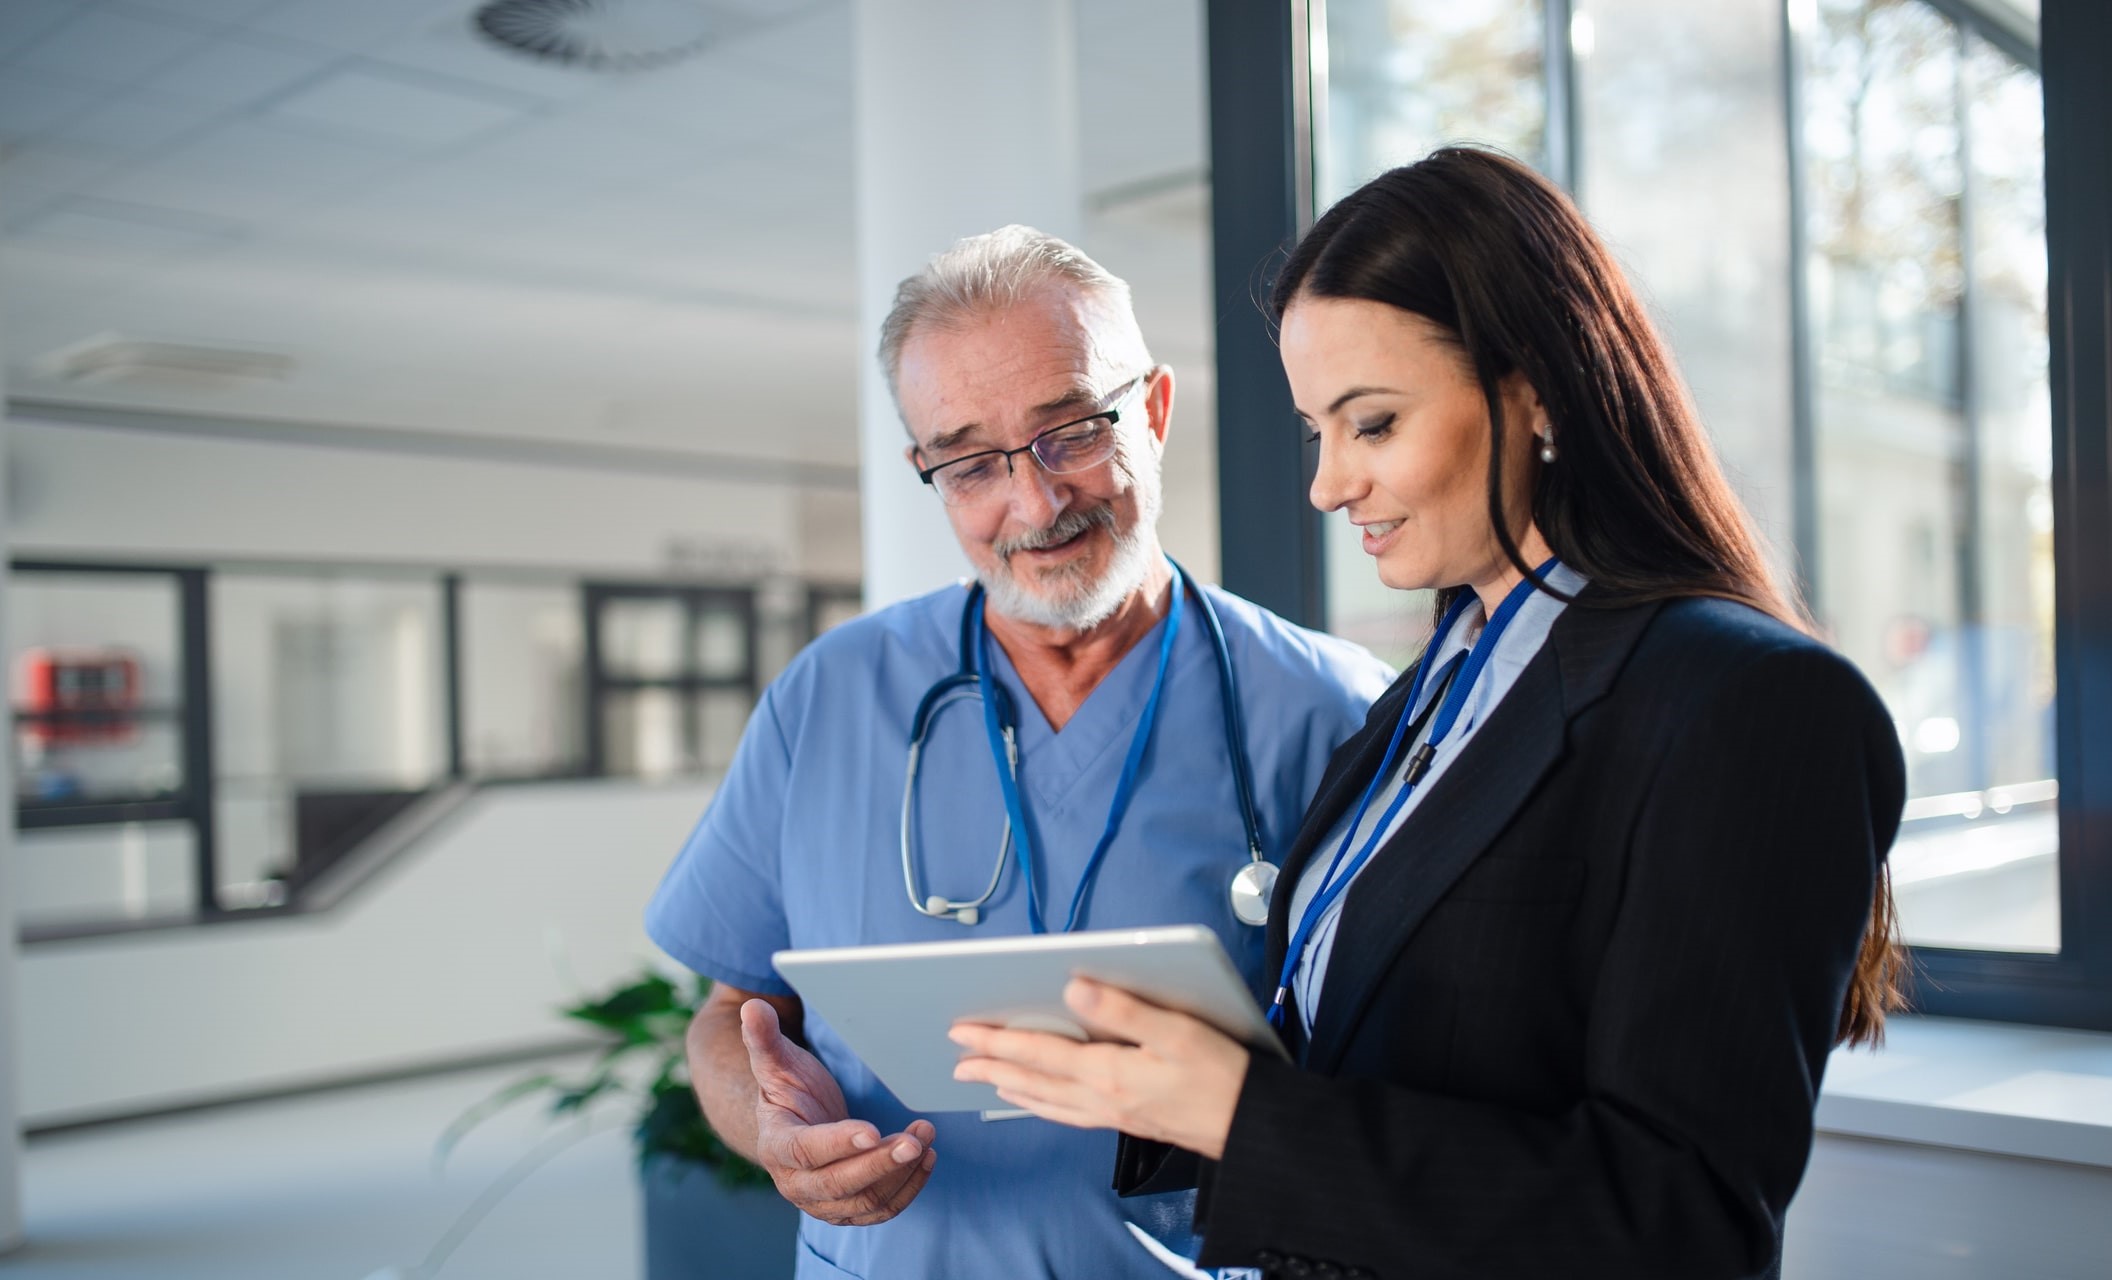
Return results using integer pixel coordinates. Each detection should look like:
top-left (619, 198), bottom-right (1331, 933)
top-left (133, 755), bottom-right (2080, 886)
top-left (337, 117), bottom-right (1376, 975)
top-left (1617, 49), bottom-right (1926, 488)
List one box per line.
top-left (1360, 519), bottom-right (1403, 556)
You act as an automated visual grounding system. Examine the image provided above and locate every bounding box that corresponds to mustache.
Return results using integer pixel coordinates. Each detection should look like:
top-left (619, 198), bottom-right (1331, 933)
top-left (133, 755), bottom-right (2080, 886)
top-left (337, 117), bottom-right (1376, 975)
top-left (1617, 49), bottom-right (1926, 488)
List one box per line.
top-left (993, 505), bottom-right (1115, 560)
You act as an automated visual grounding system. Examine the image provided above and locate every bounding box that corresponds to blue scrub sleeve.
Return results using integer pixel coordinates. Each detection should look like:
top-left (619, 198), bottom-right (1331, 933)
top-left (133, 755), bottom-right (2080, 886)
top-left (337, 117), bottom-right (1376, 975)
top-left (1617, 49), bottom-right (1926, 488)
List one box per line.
top-left (643, 682), bottom-right (798, 995)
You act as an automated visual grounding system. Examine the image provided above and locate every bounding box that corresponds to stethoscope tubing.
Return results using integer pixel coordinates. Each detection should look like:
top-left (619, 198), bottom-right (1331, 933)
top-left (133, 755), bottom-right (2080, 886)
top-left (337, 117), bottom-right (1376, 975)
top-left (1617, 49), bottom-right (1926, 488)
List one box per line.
top-left (900, 560), bottom-right (1265, 929)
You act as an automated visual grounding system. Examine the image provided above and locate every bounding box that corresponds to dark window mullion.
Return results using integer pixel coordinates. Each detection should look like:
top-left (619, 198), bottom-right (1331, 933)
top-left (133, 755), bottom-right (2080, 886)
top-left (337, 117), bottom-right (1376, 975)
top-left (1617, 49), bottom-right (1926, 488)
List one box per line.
top-left (2042, 0), bottom-right (2112, 991)
top-left (178, 567), bottom-right (219, 916)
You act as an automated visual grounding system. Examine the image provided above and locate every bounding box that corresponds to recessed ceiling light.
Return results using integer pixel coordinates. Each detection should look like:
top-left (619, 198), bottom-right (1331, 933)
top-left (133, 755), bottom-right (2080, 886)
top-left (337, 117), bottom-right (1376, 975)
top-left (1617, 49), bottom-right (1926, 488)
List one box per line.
top-left (36, 335), bottom-right (296, 390)
top-left (473, 0), bottom-right (731, 71)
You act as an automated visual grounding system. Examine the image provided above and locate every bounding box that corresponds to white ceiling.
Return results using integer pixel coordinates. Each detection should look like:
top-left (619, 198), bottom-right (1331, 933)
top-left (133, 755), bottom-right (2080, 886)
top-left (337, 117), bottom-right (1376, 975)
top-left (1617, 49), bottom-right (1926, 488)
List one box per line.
top-left (0, 0), bottom-right (1211, 469)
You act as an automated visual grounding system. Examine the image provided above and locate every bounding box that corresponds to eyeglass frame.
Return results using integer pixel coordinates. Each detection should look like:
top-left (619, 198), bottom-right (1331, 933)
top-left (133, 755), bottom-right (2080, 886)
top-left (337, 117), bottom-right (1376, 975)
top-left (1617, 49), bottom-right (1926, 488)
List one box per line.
top-left (913, 373), bottom-right (1153, 505)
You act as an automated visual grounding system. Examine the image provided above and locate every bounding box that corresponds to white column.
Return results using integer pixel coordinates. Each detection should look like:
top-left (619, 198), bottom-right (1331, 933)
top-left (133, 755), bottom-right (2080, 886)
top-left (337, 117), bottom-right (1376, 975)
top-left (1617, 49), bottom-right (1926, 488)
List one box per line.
top-left (854, 0), bottom-right (1083, 608)
top-left (0, 399), bottom-right (23, 1253)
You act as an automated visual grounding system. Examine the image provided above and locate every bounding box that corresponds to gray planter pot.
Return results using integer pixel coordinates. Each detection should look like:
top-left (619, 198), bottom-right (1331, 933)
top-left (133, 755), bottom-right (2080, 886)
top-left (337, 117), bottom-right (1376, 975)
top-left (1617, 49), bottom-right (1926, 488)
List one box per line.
top-left (641, 1160), bottom-right (801, 1280)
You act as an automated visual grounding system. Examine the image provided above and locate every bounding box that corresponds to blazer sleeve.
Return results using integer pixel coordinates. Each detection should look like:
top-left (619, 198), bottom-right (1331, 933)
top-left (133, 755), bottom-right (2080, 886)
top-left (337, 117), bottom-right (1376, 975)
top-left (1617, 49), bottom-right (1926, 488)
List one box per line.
top-left (1195, 644), bottom-right (1906, 1280)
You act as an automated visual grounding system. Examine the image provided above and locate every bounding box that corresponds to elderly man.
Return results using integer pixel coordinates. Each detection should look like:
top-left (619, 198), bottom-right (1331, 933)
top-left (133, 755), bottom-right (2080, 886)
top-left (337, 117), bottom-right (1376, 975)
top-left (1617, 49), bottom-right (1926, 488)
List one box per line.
top-left (645, 227), bottom-right (1389, 1278)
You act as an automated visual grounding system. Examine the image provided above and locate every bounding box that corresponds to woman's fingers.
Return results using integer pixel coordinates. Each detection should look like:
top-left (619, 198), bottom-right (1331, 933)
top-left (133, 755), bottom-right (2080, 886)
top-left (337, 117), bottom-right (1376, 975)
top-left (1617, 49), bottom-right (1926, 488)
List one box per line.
top-left (1062, 978), bottom-right (1195, 1049)
top-left (948, 988), bottom-right (1249, 1156)
top-left (956, 1053), bottom-right (1118, 1130)
top-left (950, 1021), bottom-right (1112, 1079)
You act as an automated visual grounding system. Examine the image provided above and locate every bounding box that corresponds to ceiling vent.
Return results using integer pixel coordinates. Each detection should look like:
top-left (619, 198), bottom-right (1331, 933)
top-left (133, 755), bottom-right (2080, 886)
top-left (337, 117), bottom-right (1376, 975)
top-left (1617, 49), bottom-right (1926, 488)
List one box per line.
top-left (37, 336), bottom-right (296, 390)
top-left (472, 0), bottom-right (732, 71)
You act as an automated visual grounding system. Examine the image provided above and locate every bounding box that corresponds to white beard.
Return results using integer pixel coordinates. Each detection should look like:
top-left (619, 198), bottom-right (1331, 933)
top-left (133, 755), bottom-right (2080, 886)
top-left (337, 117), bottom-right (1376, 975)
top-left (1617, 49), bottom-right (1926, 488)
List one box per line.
top-left (980, 472), bottom-right (1165, 633)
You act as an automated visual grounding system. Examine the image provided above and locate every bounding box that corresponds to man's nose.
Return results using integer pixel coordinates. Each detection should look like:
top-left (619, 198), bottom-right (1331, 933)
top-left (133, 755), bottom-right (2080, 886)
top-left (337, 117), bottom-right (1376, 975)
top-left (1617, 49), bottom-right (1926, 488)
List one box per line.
top-left (1004, 452), bottom-right (1069, 524)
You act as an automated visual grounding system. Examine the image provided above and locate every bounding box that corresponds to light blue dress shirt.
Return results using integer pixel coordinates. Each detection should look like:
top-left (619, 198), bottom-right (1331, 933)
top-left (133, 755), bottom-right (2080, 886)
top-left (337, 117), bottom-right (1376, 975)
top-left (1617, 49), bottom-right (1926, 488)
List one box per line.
top-left (645, 580), bottom-right (1391, 1280)
top-left (1285, 564), bottom-right (1588, 1030)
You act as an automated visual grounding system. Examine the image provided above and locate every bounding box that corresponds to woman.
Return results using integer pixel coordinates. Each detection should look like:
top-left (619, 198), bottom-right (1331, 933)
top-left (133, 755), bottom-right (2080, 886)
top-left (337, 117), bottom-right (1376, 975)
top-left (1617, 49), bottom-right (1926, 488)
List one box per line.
top-left (949, 148), bottom-right (1906, 1280)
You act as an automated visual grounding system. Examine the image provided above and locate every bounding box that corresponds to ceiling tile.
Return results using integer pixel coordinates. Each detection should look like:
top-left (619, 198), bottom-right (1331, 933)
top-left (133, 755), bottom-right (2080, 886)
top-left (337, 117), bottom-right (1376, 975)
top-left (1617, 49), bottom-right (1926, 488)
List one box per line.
top-left (90, 118), bottom-right (402, 224)
top-left (265, 62), bottom-right (537, 147)
top-left (248, 0), bottom-right (472, 55)
top-left (567, 53), bottom-right (837, 153)
top-left (465, 118), bottom-right (714, 192)
top-left (0, 70), bottom-right (101, 142)
top-left (49, 89), bottom-right (225, 156)
top-left (0, 180), bottom-right (68, 232)
top-left (116, 0), bottom-right (283, 25)
top-left (10, 6), bottom-right (213, 88)
top-left (144, 33), bottom-right (337, 110)
top-left (0, 0), bottom-right (77, 63)
top-left (370, 13), bottom-right (612, 105)
top-left (16, 195), bottom-right (245, 255)
top-left (0, 142), bottom-right (128, 197)
top-left (707, 0), bottom-right (848, 89)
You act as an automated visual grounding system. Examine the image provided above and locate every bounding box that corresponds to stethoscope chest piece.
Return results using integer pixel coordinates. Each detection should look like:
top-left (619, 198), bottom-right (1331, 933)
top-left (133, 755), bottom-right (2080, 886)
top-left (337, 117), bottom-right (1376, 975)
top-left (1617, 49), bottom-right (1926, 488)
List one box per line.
top-left (1230, 859), bottom-right (1279, 927)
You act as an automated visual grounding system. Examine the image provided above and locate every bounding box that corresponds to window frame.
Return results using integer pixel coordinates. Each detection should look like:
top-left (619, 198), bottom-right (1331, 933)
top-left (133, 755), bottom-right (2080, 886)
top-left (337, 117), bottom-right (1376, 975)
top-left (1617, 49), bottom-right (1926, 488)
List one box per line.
top-left (582, 582), bottom-right (762, 778)
top-left (10, 559), bottom-right (221, 926)
top-left (1210, 0), bottom-right (2112, 1029)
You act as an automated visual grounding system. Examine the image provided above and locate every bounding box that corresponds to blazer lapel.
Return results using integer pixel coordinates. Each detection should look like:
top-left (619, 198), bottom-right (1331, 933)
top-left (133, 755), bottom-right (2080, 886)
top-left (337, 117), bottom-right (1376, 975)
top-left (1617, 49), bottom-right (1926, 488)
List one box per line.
top-left (1263, 675), bottom-right (1420, 969)
top-left (1301, 593), bottom-right (1664, 1074)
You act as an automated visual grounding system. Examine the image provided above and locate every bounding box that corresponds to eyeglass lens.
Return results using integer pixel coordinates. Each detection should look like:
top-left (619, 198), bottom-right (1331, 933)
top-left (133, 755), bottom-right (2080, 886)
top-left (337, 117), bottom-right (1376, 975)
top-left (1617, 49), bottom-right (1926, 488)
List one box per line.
top-left (933, 419), bottom-right (1118, 505)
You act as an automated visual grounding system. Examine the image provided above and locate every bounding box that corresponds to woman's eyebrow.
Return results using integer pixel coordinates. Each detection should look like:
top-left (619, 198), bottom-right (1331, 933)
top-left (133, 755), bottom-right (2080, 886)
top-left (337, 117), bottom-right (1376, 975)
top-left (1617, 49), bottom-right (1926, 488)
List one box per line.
top-left (1328, 385), bottom-right (1399, 414)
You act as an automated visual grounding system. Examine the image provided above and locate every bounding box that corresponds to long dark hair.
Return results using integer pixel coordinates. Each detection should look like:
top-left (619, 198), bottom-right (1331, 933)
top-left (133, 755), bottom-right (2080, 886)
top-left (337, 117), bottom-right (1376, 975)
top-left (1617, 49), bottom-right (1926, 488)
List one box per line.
top-left (1274, 146), bottom-right (1902, 1046)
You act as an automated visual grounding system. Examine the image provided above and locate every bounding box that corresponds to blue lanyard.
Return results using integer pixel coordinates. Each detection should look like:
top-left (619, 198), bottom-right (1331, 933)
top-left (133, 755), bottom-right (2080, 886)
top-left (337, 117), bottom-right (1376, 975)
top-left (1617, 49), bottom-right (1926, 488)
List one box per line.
top-left (1268, 562), bottom-right (1558, 1027)
top-left (971, 564), bottom-right (1188, 934)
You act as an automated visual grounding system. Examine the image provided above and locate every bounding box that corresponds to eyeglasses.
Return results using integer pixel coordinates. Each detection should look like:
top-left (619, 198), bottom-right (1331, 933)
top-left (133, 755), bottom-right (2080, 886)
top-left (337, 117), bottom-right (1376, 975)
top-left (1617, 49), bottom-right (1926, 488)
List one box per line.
top-left (915, 375), bottom-right (1148, 508)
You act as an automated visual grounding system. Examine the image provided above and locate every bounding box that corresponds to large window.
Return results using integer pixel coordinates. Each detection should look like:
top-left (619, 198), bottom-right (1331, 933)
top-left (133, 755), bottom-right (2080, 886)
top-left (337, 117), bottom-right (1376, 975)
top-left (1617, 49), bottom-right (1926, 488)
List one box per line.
top-left (12, 559), bottom-right (835, 940)
top-left (459, 579), bottom-right (587, 779)
top-left (210, 571), bottom-right (450, 903)
top-left (1217, 0), bottom-right (2107, 1026)
top-left (1800, 0), bottom-right (2054, 953)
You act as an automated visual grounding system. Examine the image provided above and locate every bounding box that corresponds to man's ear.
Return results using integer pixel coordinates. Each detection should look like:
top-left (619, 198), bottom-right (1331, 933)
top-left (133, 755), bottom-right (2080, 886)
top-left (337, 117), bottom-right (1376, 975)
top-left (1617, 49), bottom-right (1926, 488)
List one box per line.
top-left (1143, 365), bottom-right (1174, 447)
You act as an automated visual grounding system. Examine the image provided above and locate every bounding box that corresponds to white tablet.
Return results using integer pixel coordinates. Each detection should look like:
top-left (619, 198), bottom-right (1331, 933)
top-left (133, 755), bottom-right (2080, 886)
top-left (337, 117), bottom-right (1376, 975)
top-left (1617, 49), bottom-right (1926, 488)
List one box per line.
top-left (773, 925), bottom-right (1285, 1114)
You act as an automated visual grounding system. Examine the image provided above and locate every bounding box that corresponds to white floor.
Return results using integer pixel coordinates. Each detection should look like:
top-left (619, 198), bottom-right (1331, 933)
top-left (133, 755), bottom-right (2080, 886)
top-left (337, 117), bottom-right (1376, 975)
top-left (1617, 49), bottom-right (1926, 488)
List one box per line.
top-left (5, 1056), bottom-right (645, 1280)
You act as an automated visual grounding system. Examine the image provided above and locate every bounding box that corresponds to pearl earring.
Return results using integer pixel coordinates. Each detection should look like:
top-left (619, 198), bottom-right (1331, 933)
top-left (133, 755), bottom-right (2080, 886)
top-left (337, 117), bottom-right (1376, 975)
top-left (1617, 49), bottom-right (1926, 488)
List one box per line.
top-left (1538, 424), bottom-right (1558, 464)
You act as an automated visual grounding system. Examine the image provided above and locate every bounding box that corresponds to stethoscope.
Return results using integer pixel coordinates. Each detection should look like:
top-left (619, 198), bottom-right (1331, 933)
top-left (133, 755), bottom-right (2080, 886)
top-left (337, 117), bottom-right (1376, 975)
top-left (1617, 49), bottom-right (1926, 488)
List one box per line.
top-left (900, 560), bottom-right (1275, 930)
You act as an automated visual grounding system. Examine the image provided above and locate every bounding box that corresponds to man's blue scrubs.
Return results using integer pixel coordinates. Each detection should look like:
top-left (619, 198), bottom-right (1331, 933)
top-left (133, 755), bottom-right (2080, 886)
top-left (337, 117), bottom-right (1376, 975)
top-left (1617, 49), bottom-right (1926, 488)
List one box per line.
top-left (646, 580), bottom-right (1389, 1279)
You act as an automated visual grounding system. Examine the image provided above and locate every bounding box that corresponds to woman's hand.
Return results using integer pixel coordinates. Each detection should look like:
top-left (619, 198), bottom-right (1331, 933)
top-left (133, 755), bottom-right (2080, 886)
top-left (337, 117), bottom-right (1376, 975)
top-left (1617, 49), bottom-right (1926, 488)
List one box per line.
top-left (948, 977), bottom-right (1250, 1160)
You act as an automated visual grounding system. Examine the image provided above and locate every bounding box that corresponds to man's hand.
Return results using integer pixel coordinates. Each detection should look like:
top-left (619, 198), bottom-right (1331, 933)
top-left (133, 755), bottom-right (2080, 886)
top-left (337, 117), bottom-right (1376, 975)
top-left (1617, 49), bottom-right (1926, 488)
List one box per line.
top-left (741, 999), bottom-right (937, 1225)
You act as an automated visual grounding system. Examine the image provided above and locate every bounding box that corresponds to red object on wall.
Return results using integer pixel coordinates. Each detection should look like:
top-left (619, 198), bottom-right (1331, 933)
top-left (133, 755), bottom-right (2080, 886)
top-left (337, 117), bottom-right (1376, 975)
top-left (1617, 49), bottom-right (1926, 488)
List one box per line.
top-left (17, 648), bottom-right (142, 745)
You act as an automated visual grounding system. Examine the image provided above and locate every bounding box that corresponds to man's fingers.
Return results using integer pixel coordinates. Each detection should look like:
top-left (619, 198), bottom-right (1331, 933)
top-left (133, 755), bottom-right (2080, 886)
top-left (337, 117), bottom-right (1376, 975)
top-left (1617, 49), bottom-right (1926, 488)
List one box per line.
top-left (849, 1146), bottom-right (937, 1225)
top-left (740, 999), bottom-right (792, 1069)
top-left (771, 1116), bottom-right (884, 1171)
top-left (783, 1127), bottom-right (932, 1215)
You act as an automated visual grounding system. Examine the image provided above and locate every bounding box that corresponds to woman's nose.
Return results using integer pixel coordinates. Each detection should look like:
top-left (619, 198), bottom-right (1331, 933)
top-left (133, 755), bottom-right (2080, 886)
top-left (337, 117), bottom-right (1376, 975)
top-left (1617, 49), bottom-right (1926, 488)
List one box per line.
top-left (1308, 437), bottom-right (1356, 513)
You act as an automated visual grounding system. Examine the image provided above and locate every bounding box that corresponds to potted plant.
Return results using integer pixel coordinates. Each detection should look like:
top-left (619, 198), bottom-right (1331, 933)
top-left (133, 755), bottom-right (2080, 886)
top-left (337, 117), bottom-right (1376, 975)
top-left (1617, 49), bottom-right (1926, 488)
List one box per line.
top-left (443, 968), bottom-right (800, 1280)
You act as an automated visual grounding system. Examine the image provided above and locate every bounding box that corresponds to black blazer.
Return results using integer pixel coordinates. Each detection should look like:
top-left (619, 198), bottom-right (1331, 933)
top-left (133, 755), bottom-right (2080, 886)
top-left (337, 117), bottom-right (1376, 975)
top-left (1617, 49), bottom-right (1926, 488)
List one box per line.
top-left (1116, 591), bottom-right (1905, 1280)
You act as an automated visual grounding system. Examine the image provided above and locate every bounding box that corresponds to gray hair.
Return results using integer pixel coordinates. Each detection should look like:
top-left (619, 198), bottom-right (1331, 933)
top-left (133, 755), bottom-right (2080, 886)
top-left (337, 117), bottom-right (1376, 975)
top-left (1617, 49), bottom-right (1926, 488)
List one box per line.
top-left (878, 225), bottom-right (1148, 413)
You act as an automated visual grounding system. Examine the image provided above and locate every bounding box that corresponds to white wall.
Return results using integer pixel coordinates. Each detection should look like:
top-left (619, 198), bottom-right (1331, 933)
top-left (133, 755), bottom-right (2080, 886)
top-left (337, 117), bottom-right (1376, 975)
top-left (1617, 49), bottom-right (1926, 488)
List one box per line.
top-left (5, 416), bottom-right (842, 578)
top-left (17, 777), bottom-right (709, 1125)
